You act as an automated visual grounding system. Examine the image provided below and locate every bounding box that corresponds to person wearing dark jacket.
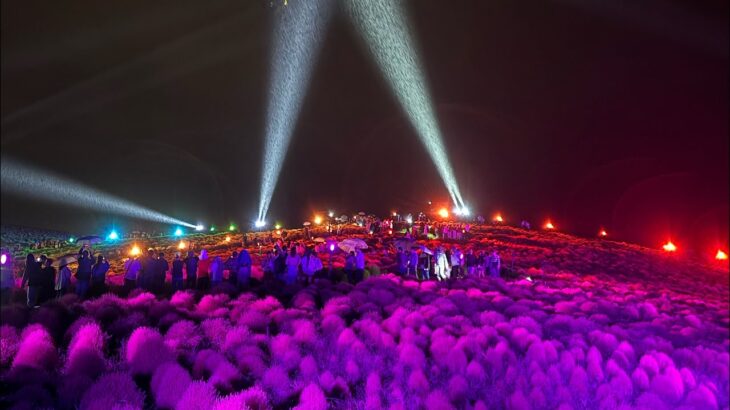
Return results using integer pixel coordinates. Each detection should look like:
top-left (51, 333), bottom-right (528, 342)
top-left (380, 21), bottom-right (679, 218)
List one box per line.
top-left (156, 252), bottom-right (169, 293)
top-left (76, 249), bottom-right (94, 299)
top-left (139, 249), bottom-right (157, 291)
top-left (21, 254), bottom-right (43, 307)
top-left (225, 251), bottom-right (239, 285)
top-left (184, 251), bottom-right (199, 289)
top-left (40, 258), bottom-right (56, 304)
top-left (91, 255), bottom-right (109, 297)
top-left (171, 253), bottom-right (184, 291)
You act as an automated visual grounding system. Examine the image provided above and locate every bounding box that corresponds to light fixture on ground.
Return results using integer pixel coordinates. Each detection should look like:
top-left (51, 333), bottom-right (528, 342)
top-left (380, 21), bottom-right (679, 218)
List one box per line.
top-left (1, 157), bottom-right (196, 228)
top-left (257, 0), bottom-right (335, 223)
top-left (345, 0), bottom-right (466, 210)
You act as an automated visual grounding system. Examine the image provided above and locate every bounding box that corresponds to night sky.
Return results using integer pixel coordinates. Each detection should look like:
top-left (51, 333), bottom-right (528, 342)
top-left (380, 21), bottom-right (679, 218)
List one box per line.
top-left (1, 0), bottom-right (728, 253)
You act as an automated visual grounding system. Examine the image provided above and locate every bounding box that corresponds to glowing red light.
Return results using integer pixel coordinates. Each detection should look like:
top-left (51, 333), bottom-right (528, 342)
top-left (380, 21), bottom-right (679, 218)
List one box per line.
top-left (599, 229), bottom-right (608, 237)
top-left (438, 208), bottom-right (449, 218)
top-left (662, 241), bottom-right (677, 252)
top-left (544, 221), bottom-right (555, 230)
top-left (493, 214), bottom-right (504, 223)
top-left (716, 250), bottom-right (728, 261)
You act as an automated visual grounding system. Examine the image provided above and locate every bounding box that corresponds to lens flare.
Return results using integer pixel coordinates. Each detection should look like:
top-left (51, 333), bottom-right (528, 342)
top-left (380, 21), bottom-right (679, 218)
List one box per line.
top-left (663, 241), bottom-right (677, 252)
top-left (345, 0), bottom-right (465, 209)
top-left (257, 0), bottom-right (335, 222)
top-left (1, 157), bottom-right (195, 228)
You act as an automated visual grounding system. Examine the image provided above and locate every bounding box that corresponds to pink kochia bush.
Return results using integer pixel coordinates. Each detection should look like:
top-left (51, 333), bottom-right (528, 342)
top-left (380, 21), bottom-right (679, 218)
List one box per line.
top-left (65, 321), bottom-right (106, 378)
top-left (125, 326), bottom-right (173, 375)
top-left (11, 324), bottom-right (57, 371)
top-left (2, 226), bottom-right (729, 409)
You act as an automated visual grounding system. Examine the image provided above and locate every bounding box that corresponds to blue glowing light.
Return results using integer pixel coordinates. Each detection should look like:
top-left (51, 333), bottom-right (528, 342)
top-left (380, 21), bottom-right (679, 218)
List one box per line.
top-left (257, 0), bottom-right (335, 222)
top-left (174, 228), bottom-right (183, 237)
top-left (107, 230), bottom-right (119, 241)
top-left (345, 0), bottom-right (465, 209)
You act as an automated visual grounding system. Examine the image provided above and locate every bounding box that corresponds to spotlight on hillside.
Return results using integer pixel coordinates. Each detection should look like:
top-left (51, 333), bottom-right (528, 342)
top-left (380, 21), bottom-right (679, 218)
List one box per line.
top-left (716, 249), bottom-right (728, 261)
top-left (345, 0), bottom-right (465, 209)
top-left (493, 214), bottom-right (504, 223)
top-left (1, 157), bottom-right (196, 228)
top-left (174, 228), bottom-right (183, 237)
top-left (257, 0), bottom-right (335, 223)
top-left (195, 224), bottom-right (204, 231)
top-left (599, 229), bottom-right (608, 237)
top-left (107, 230), bottom-right (119, 241)
top-left (129, 245), bottom-right (141, 257)
top-left (544, 221), bottom-right (555, 230)
top-left (255, 220), bottom-right (267, 229)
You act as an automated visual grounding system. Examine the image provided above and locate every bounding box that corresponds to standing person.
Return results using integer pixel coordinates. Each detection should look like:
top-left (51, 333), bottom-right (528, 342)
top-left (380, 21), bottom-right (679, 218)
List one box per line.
top-left (395, 248), bottom-right (408, 276)
top-left (465, 249), bottom-right (477, 277)
top-left (418, 250), bottom-right (431, 281)
top-left (156, 252), bottom-right (169, 293)
top-left (274, 248), bottom-right (286, 281)
top-left (450, 248), bottom-right (462, 279)
top-left (261, 250), bottom-right (275, 281)
top-left (476, 251), bottom-right (486, 278)
top-left (488, 250), bottom-right (501, 278)
top-left (355, 248), bottom-right (366, 284)
top-left (138, 249), bottom-right (155, 291)
top-left (407, 248), bottom-right (419, 277)
top-left (301, 248), bottom-right (323, 285)
top-left (284, 247), bottom-right (300, 285)
top-left (434, 247), bottom-right (449, 281)
top-left (210, 256), bottom-right (224, 287)
top-left (236, 249), bottom-right (252, 288)
top-left (40, 258), bottom-right (56, 304)
top-left (91, 255), bottom-right (109, 297)
top-left (184, 251), bottom-right (199, 289)
top-left (56, 263), bottom-right (72, 298)
top-left (75, 249), bottom-right (94, 299)
top-left (0, 252), bottom-right (14, 305)
top-left (171, 253), bottom-right (184, 291)
top-left (345, 251), bottom-right (356, 284)
top-left (197, 250), bottom-right (211, 291)
top-left (21, 254), bottom-right (42, 307)
top-left (123, 256), bottom-right (142, 295)
top-left (225, 251), bottom-right (239, 286)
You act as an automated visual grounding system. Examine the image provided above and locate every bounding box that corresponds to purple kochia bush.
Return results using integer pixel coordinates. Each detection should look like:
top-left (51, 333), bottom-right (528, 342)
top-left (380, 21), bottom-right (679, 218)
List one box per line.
top-left (151, 361), bottom-right (192, 408)
top-left (11, 324), bottom-right (57, 371)
top-left (125, 326), bottom-right (173, 375)
top-left (79, 371), bottom-right (145, 410)
top-left (0, 325), bottom-right (19, 367)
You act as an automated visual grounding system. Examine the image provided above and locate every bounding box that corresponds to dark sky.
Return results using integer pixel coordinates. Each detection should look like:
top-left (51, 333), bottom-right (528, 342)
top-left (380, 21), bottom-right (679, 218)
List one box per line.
top-left (1, 0), bottom-right (728, 254)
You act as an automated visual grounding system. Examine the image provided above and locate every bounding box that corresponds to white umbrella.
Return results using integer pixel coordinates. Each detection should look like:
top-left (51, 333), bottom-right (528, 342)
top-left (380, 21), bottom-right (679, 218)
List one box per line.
top-left (303, 222), bottom-right (312, 226)
top-left (76, 235), bottom-right (102, 246)
top-left (338, 238), bottom-right (368, 253)
top-left (52, 254), bottom-right (77, 267)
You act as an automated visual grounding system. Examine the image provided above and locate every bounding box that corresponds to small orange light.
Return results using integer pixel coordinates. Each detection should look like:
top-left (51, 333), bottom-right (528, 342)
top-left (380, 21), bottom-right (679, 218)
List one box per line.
top-left (129, 245), bottom-right (141, 256)
top-left (716, 249), bottom-right (728, 261)
top-left (438, 208), bottom-right (449, 218)
top-left (544, 221), bottom-right (555, 230)
top-left (663, 241), bottom-right (677, 252)
top-left (599, 229), bottom-right (608, 237)
top-left (225, 236), bottom-right (231, 242)
top-left (276, 230), bottom-right (281, 235)
top-left (494, 214), bottom-right (504, 223)
top-left (388, 230), bottom-right (393, 235)
top-left (178, 241), bottom-right (187, 250)
top-left (314, 216), bottom-right (323, 225)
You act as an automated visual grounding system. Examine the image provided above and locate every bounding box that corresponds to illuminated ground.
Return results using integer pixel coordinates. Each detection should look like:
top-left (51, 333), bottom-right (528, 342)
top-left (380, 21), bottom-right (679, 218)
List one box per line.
top-left (1, 226), bottom-right (728, 409)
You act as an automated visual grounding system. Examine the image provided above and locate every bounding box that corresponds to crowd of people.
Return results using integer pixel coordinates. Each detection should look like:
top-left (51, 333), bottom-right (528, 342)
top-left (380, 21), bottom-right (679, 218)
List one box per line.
top-left (1, 215), bottom-right (511, 307)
